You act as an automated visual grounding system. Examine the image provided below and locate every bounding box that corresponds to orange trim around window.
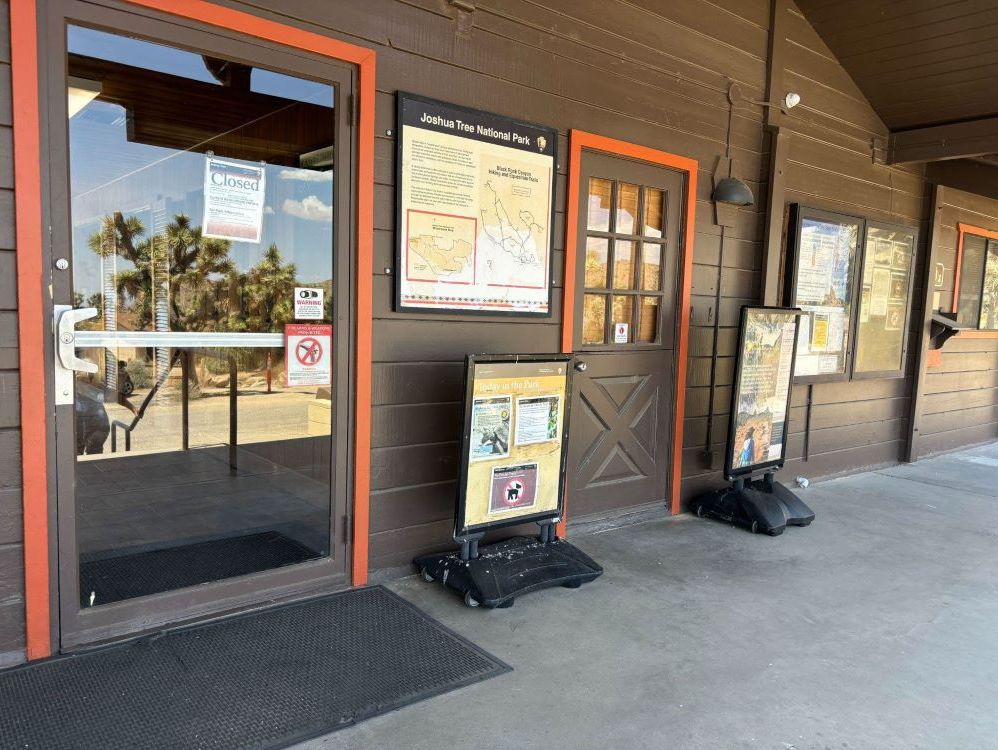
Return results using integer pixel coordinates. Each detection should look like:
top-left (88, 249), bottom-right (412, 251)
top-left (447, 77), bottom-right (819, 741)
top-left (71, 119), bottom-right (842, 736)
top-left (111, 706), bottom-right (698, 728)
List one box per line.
top-left (13, 0), bottom-right (377, 659)
top-left (558, 131), bottom-right (698, 536)
top-left (10, 0), bottom-right (50, 661)
top-left (952, 222), bottom-right (998, 317)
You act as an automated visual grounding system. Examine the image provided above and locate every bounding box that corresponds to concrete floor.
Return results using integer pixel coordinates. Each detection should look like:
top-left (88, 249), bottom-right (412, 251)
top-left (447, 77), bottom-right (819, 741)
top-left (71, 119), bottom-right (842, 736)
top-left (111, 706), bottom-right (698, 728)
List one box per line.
top-left (302, 441), bottom-right (998, 750)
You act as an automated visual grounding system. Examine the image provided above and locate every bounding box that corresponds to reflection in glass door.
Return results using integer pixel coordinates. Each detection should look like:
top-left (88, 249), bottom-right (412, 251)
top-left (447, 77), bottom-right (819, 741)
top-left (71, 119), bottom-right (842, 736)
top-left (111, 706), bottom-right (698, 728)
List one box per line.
top-left (64, 25), bottom-right (339, 610)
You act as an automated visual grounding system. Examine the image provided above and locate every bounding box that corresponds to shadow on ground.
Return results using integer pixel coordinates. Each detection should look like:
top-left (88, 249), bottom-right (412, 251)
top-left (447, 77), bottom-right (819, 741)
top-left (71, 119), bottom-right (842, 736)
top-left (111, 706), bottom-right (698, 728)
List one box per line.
top-left (303, 442), bottom-right (998, 750)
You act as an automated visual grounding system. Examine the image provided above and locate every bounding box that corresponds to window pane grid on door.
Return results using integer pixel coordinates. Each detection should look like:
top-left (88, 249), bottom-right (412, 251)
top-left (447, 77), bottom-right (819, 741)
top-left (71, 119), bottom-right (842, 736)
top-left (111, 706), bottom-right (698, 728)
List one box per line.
top-left (582, 178), bottom-right (668, 347)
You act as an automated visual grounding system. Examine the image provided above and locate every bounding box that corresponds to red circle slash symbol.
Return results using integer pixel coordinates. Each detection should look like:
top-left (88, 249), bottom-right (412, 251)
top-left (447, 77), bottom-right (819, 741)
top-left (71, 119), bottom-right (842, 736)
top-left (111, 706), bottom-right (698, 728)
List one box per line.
top-left (295, 337), bottom-right (322, 366)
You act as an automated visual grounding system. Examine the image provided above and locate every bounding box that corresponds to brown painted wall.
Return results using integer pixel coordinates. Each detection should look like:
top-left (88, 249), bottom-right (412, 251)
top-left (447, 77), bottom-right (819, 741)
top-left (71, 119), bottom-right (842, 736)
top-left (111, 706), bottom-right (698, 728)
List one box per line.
top-left (778, 4), bottom-right (930, 481)
top-left (916, 187), bottom-right (998, 456)
top-left (0, 0), bottom-right (27, 667)
top-left (682, 2), bottom-right (931, 491)
top-left (229, 0), bottom-right (775, 568)
top-left (1, 0), bottom-right (990, 660)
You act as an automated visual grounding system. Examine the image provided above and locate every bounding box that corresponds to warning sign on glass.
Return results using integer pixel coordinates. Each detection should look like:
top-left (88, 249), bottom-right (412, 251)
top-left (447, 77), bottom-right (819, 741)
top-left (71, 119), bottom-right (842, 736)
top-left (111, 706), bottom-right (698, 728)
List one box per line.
top-left (284, 323), bottom-right (332, 387)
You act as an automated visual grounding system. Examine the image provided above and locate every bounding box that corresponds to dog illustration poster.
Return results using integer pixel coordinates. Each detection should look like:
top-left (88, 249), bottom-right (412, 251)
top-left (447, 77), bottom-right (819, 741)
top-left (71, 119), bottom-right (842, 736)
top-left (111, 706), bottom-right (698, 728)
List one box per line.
top-left (489, 463), bottom-right (538, 513)
top-left (469, 396), bottom-right (511, 461)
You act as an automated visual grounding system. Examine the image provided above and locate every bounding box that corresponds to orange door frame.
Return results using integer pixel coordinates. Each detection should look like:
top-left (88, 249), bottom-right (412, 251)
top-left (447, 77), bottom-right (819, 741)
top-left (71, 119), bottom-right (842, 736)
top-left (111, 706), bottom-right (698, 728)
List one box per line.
top-left (10, 0), bottom-right (376, 660)
top-left (557, 130), bottom-right (698, 536)
top-left (951, 222), bottom-right (998, 338)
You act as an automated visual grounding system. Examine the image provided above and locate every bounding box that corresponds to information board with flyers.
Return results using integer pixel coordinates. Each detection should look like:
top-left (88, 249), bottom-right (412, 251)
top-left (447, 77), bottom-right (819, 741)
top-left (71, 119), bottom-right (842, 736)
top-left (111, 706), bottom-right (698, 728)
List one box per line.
top-left (455, 354), bottom-right (572, 539)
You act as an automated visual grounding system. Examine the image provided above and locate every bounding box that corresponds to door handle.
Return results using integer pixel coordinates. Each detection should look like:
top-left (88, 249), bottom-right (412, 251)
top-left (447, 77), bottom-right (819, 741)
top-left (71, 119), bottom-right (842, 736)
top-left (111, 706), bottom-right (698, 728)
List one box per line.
top-left (574, 360), bottom-right (587, 372)
top-left (55, 306), bottom-right (99, 374)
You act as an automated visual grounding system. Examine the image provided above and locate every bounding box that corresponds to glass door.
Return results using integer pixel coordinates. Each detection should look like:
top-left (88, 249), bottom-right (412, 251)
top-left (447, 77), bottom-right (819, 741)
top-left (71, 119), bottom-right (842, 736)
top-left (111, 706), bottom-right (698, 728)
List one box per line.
top-left (49, 6), bottom-right (354, 648)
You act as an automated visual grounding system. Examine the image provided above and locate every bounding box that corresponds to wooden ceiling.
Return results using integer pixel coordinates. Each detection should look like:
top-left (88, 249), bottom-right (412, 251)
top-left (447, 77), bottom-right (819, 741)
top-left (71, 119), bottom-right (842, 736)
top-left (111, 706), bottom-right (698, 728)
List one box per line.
top-left (795, 0), bottom-right (998, 164)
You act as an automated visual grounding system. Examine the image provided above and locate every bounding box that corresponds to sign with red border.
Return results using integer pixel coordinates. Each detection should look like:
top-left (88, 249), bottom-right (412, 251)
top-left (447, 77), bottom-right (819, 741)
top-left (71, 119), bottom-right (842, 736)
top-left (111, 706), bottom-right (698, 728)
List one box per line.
top-left (285, 323), bottom-right (332, 387)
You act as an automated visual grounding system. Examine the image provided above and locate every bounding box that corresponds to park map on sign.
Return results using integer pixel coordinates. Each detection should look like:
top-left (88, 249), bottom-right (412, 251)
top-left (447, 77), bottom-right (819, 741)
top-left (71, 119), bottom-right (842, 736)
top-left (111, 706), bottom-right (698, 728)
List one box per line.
top-left (406, 212), bottom-right (476, 281)
top-left (398, 98), bottom-right (553, 312)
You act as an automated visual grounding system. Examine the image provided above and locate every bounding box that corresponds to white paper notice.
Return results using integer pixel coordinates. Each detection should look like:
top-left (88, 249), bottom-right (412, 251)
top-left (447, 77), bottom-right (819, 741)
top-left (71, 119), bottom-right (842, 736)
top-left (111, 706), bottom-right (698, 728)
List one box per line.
top-left (285, 323), bottom-right (332, 387)
top-left (614, 322), bottom-right (629, 343)
top-left (202, 156), bottom-right (266, 243)
top-left (294, 287), bottom-right (325, 320)
top-left (514, 395), bottom-right (560, 445)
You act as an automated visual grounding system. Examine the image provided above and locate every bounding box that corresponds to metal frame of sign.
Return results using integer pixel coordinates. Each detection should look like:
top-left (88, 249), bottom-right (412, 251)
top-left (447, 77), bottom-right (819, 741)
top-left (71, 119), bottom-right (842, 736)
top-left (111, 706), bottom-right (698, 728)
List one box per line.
top-left (852, 219), bottom-right (920, 380)
top-left (394, 92), bottom-right (558, 317)
top-left (784, 204), bottom-right (865, 384)
top-left (724, 305), bottom-right (803, 481)
top-left (454, 353), bottom-right (573, 541)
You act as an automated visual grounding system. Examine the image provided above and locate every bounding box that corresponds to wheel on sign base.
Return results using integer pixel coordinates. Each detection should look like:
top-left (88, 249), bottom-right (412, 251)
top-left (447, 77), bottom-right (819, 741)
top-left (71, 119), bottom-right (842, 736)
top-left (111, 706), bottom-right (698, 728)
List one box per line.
top-left (750, 521), bottom-right (758, 534)
top-left (420, 566), bottom-right (434, 583)
top-left (464, 591), bottom-right (480, 608)
top-left (696, 505), bottom-right (704, 518)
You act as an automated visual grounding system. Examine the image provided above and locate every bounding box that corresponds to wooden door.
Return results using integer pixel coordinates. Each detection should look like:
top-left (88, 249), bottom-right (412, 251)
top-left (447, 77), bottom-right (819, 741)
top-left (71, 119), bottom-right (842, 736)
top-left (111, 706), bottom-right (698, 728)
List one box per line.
top-left (566, 151), bottom-right (685, 518)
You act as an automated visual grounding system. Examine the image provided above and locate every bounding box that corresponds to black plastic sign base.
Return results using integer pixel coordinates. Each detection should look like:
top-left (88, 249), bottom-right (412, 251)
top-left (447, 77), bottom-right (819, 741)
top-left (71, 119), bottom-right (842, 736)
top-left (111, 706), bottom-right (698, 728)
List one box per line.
top-left (694, 478), bottom-right (814, 536)
top-left (414, 536), bottom-right (603, 609)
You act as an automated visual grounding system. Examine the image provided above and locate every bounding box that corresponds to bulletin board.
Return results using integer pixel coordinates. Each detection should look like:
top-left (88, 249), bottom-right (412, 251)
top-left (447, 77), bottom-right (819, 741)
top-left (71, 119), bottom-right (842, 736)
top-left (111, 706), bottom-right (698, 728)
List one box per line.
top-left (455, 354), bottom-right (572, 539)
top-left (852, 221), bottom-right (918, 378)
top-left (784, 205), bottom-right (863, 383)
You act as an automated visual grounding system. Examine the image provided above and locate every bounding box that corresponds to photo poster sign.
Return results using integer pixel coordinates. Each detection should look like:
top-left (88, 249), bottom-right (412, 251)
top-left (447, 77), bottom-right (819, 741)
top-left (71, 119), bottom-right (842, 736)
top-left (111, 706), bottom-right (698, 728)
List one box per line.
top-left (395, 93), bottom-right (557, 316)
top-left (455, 354), bottom-right (572, 539)
top-left (725, 306), bottom-right (803, 480)
top-left (788, 207), bottom-right (860, 380)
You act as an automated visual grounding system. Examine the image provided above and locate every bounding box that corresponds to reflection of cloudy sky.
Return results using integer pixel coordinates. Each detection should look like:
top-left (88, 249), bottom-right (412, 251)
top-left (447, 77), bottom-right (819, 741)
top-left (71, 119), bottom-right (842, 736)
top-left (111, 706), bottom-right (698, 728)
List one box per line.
top-left (279, 168), bottom-right (333, 183)
top-left (69, 100), bottom-right (335, 300)
top-left (283, 195), bottom-right (332, 221)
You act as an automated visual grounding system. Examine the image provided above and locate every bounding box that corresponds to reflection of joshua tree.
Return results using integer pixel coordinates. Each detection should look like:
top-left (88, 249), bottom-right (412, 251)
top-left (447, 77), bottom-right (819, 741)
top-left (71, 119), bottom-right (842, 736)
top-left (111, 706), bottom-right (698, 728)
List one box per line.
top-left (88, 212), bottom-right (235, 331)
top-left (228, 243), bottom-right (297, 333)
top-left (88, 212), bottom-right (147, 327)
top-left (164, 214), bottom-right (234, 331)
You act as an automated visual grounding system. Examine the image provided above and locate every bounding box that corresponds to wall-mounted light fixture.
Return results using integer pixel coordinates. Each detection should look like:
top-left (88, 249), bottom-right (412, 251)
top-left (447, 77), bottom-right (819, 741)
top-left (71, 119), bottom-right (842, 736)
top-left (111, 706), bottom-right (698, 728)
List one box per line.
top-left (711, 85), bottom-right (803, 207)
top-left (712, 176), bottom-right (755, 206)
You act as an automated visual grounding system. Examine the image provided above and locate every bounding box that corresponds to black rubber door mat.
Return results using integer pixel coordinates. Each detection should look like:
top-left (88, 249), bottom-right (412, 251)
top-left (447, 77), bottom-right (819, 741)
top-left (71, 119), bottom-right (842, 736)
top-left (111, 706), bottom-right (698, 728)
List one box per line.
top-left (79, 531), bottom-right (319, 606)
top-left (0, 587), bottom-right (510, 749)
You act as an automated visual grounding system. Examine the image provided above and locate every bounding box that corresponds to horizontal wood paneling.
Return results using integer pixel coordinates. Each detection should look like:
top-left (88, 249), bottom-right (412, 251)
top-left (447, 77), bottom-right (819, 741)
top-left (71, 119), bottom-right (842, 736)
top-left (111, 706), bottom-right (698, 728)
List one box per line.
top-left (916, 188), bottom-right (998, 458)
top-left (0, 0), bottom-right (967, 621)
top-left (796, 0), bottom-right (998, 130)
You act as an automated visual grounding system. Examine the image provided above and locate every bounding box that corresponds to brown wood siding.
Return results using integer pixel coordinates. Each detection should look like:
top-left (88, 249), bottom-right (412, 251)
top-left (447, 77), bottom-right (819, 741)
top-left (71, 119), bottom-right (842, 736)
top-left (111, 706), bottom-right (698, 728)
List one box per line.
top-left (915, 187), bottom-right (998, 457)
top-left (233, 0), bottom-right (773, 566)
top-left (0, 0), bottom-right (24, 666)
top-left (681, 2), bottom-right (931, 496)
top-left (796, 0), bottom-right (998, 130)
top-left (5, 0), bottom-right (987, 611)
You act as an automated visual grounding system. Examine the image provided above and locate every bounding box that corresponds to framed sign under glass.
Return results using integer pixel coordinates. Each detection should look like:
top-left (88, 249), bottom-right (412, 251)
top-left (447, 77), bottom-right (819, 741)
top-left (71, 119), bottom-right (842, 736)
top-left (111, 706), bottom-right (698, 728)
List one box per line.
top-left (455, 354), bottom-right (572, 539)
top-left (852, 221), bottom-right (918, 378)
top-left (394, 92), bottom-right (557, 316)
top-left (784, 205), bottom-right (862, 383)
top-left (725, 306), bottom-right (802, 480)
top-left (953, 224), bottom-right (998, 331)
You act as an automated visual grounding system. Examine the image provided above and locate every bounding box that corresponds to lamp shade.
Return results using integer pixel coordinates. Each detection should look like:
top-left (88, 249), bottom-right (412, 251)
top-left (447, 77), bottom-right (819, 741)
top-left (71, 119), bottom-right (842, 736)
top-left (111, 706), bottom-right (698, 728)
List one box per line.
top-left (712, 176), bottom-right (755, 207)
